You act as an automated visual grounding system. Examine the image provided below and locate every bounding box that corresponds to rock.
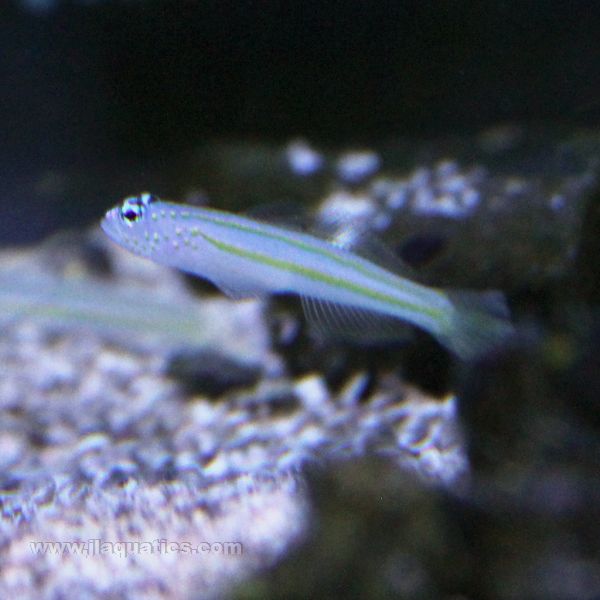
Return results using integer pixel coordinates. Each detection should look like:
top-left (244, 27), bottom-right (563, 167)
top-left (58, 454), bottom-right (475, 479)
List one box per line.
top-left (166, 349), bottom-right (263, 397)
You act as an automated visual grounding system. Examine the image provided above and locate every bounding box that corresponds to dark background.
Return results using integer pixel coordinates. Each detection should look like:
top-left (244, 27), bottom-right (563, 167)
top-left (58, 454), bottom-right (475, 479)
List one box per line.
top-left (1, 0), bottom-right (598, 244)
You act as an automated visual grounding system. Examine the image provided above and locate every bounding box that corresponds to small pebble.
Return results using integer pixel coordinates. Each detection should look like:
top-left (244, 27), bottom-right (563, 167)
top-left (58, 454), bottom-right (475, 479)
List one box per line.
top-left (285, 140), bottom-right (325, 176)
top-left (336, 151), bottom-right (381, 184)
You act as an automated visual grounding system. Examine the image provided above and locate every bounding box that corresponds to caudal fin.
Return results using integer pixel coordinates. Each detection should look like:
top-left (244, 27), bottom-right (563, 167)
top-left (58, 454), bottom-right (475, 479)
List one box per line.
top-left (438, 290), bottom-right (515, 360)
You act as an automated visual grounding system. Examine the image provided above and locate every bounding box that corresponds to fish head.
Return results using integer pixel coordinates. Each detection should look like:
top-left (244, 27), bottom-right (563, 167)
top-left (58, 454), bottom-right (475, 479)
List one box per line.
top-left (101, 192), bottom-right (160, 258)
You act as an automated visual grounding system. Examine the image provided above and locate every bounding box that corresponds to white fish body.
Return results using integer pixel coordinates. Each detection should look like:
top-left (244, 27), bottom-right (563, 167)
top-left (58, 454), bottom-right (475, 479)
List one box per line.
top-left (101, 193), bottom-right (513, 359)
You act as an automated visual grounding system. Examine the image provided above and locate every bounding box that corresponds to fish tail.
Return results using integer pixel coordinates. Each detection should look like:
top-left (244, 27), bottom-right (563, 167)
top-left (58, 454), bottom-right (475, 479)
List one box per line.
top-left (437, 289), bottom-right (515, 360)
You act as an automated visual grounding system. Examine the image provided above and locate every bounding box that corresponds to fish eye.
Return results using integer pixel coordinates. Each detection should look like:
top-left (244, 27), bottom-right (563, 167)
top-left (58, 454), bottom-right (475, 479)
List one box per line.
top-left (119, 193), bottom-right (157, 226)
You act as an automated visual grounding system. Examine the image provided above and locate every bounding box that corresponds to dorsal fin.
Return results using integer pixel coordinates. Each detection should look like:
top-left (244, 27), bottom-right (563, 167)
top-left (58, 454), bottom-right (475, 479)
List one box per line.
top-left (249, 201), bottom-right (418, 280)
top-left (244, 200), bottom-right (312, 231)
top-left (316, 218), bottom-right (419, 280)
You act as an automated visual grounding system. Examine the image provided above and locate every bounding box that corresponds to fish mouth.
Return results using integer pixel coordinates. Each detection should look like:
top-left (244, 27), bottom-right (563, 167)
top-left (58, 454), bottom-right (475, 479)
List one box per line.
top-left (100, 207), bottom-right (124, 244)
